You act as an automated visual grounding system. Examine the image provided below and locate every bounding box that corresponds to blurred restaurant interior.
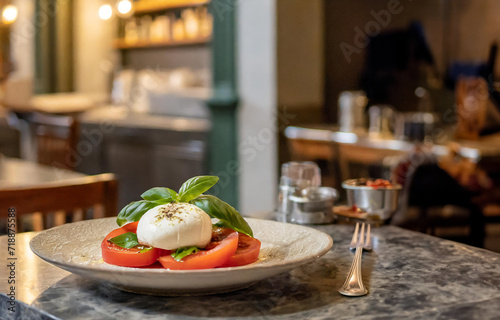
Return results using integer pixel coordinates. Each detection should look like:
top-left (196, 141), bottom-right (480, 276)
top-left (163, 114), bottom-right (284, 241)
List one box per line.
top-left (1, 0), bottom-right (500, 252)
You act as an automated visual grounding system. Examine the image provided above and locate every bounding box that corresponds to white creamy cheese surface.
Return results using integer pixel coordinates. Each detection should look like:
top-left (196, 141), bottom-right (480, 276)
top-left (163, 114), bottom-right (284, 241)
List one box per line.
top-left (136, 203), bottom-right (212, 250)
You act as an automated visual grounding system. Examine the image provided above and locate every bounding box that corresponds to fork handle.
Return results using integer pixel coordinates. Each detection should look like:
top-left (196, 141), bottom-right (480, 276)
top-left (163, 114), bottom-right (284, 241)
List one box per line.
top-left (338, 246), bottom-right (368, 296)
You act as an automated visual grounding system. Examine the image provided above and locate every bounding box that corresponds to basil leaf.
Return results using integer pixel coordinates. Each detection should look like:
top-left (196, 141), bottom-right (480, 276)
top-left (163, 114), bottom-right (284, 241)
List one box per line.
top-left (167, 188), bottom-right (180, 202)
top-left (171, 246), bottom-right (200, 261)
top-left (108, 232), bottom-right (139, 248)
top-left (190, 195), bottom-right (253, 237)
top-left (139, 246), bottom-right (153, 253)
top-left (213, 221), bottom-right (226, 228)
top-left (141, 187), bottom-right (179, 202)
top-left (116, 199), bottom-right (172, 226)
top-left (178, 176), bottom-right (219, 202)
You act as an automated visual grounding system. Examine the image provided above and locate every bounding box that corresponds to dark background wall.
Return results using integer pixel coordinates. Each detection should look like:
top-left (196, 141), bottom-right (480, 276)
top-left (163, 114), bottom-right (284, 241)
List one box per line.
top-left (324, 0), bottom-right (500, 122)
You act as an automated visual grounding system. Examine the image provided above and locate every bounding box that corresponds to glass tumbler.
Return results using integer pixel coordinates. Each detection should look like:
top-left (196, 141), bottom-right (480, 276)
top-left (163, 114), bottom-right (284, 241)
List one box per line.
top-left (277, 161), bottom-right (321, 222)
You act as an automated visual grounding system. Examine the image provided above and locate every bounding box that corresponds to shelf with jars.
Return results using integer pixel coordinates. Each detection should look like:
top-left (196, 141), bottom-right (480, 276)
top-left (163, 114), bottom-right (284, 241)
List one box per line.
top-left (133, 0), bottom-right (210, 14)
top-left (115, 1), bottom-right (213, 50)
top-left (113, 36), bottom-right (211, 49)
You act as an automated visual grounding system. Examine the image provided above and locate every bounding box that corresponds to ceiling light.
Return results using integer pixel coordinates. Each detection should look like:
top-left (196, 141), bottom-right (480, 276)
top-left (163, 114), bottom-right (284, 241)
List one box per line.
top-left (2, 5), bottom-right (18, 24)
top-left (117, 0), bottom-right (133, 16)
top-left (99, 4), bottom-right (113, 20)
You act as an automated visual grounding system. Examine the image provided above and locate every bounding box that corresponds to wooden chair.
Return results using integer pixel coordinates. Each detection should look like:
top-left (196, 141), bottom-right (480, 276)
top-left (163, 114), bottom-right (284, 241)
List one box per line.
top-left (30, 112), bottom-right (79, 170)
top-left (0, 173), bottom-right (118, 232)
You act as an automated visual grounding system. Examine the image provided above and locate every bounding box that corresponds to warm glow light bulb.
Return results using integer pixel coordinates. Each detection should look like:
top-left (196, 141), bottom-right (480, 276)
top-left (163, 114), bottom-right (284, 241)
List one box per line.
top-left (99, 4), bottom-right (113, 20)
top-left (117, 0), bottom-right (132, 15)
top-left (2, 5), bottom-right (18, 24)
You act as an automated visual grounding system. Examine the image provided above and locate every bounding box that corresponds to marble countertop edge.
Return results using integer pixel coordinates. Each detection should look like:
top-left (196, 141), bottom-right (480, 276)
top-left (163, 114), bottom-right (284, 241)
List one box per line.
top-left (0, 293), bottom-right (61, 320)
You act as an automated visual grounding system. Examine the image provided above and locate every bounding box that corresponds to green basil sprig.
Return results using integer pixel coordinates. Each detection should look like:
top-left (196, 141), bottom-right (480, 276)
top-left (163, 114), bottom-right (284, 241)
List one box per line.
top-left (141, 187), bottom-right (179, 202)
top-left (117, 199), bottom-right (173, 226)
top-left (171, 246), bottom-right (200, 261)
top-left (108, 232), bottom-right (139, 248)
top-left (190, 195), bottom-right (253, 237)
top-left (115, 175), bottom-right (253, 238)
top-left (178, 176), bottom-right (219, 202)
top-left (108, 232), bottom-right (152, 253)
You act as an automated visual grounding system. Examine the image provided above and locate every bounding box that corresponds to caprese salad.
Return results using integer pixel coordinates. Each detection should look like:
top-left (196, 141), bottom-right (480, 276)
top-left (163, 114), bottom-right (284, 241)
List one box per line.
top-left (101, 176), bottom-right (261, 270)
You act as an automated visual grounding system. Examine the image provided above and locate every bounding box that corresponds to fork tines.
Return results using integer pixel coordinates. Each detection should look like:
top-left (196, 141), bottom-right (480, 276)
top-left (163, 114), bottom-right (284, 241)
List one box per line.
top-left (349, 222), bottom-right (372, 251)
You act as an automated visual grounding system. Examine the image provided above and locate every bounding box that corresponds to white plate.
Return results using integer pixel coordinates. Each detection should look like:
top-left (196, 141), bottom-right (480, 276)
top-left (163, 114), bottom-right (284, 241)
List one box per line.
top-left (30, 217), bottom-right (333, 295)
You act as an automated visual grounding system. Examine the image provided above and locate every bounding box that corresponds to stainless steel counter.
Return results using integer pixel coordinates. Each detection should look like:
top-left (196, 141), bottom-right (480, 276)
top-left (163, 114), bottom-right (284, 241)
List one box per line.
top-left (79, 106), bottom-right (211, 132)
top-left (76, 106), bottom-right (211, 208)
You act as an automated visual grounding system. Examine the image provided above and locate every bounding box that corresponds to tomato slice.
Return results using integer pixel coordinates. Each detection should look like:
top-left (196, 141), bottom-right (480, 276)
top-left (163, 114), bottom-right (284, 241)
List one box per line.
top-left (121, 221), bottom-right (139, 233)
top-left (158, 229), bottom-right (238, 270)
top-left (221, 233), bottom-right (261, 267)
top-left (101, 226), bottom-right (161, 267)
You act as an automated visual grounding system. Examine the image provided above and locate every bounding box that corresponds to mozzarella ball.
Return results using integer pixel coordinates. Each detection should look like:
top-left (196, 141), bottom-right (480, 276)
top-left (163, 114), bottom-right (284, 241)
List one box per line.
top-left (136, 203), bottom-right (212, 250)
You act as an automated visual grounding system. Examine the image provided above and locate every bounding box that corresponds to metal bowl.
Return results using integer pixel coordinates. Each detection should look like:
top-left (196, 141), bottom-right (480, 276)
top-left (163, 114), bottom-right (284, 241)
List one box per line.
top-left (342, 179), bottom-right (402, 221)
top-left (289, 187), bottom-right (339, 224)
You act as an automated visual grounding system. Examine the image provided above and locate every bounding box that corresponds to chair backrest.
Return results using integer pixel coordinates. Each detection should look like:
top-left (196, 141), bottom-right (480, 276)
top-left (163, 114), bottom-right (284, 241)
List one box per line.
top-left (0, 173), bottom-right (118, 230)
top-left (30, 112), bottom-right (79, 170)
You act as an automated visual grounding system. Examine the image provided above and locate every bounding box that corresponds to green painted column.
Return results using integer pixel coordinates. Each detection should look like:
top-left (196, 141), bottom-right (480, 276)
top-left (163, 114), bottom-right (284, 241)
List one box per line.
top-left (34, 0), bottom-right (56, 94)
top-left (207, 0), bottom-right (239, 207)
top-left (34, 0), bottom-right (73, 94)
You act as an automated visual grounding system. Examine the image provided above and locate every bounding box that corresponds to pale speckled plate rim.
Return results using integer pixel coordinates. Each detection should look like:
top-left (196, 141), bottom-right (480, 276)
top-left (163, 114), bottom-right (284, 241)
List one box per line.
top-left (29, 217), bottom-right (334, 275)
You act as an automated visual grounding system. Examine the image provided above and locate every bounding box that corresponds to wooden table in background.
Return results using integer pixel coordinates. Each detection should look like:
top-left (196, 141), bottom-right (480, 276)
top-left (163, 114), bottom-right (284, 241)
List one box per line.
top-left (0, 157), bottom-right (88, 230)
top-left (285, 125), bottom-right (500, 188)
top-left (0, 156), bottom-right (86, 189)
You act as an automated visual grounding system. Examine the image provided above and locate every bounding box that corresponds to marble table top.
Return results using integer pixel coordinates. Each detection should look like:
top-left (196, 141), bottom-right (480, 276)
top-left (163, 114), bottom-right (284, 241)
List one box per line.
top-left (2, 223), bottom-right (500, 319)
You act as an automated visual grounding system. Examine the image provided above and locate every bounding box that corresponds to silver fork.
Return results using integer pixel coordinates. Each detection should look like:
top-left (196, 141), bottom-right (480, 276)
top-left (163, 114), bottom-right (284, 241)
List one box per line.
top-left (349, 222), bottom-right (372, 251)
top-left (339, 223), bottom-right (368, 297)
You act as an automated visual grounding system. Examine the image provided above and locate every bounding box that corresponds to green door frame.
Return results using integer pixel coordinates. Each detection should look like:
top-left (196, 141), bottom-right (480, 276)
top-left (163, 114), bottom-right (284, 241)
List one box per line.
top-left (207, 0), bottom-right (239, 208)
top-left (34, 0), bottom-right (73, 94)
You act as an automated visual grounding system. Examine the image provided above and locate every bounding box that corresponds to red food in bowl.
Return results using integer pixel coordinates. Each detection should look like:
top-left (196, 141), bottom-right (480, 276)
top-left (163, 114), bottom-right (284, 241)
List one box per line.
top-left (365, 179), bottom-right (393, 189)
